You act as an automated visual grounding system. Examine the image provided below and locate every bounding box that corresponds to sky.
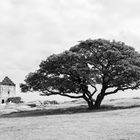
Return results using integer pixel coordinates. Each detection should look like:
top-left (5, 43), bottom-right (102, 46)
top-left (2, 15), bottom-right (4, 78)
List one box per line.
top-left (0, 0), bottom-right (140, 100)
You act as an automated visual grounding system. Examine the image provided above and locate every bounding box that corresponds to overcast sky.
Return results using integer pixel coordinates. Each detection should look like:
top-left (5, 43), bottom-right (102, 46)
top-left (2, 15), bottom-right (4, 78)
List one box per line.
top-left (0, 0), bottom-right (140, 91)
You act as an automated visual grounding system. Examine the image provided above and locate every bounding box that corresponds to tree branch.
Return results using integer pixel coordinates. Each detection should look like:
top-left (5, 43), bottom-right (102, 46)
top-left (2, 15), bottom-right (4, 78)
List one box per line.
top-left (105, 88), bottom-right (120, 95)
top-left (40, 89), bottom-right (83, 99)
top-left (90, 84), bottom-right (97, 96)
top-left (105, 83), bottom-right (140, 96)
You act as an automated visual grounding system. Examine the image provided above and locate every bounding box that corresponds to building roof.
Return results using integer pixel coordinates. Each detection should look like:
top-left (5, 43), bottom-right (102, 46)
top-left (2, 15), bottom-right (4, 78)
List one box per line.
top-left (0, 76), bottom-right (16, 86)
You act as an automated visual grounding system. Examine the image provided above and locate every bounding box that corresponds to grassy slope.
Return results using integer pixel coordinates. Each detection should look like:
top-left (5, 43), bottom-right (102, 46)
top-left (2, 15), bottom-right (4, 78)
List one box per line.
top-left (0, 106), bottom-right (140, 140)
top-left (1, 97), bottom-right (140, 118)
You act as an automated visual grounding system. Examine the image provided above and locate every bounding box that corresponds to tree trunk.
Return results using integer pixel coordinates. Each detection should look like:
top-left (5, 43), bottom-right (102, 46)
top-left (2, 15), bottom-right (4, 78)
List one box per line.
top-left (83, 95), bottom-right (94, 110)
top-left (87, 99), bottom-right (94, 110)
top-left (94, 94), bottom-right (105, 109)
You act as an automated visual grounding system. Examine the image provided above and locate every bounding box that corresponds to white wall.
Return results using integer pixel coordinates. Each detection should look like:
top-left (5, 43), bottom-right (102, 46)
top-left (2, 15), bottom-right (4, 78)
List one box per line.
top-left (0, 85), bottom-right (16, 98)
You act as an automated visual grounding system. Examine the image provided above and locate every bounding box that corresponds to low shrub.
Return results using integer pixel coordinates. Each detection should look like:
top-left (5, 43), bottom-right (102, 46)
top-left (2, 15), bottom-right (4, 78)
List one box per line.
top-left (6, 97), bottom-right (23, 104)
top-left (43, 100), bottom-right (58, 105)
top-left (27, 103), bottom-right (36, 107)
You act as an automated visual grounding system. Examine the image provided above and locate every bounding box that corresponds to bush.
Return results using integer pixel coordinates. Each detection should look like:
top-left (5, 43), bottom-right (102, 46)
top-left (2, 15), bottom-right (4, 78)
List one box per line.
top-left (27, 103), bottom-right (36, 107)
top-left (43, 100), bottom-right (58, 105)
top-left (6, 97), bottom-right (23, 104)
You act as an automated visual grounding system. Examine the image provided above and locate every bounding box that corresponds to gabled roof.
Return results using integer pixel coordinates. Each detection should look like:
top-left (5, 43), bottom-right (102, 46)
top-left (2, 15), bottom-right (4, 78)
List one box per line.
top-left (0, 76), bottom-right (15, 86)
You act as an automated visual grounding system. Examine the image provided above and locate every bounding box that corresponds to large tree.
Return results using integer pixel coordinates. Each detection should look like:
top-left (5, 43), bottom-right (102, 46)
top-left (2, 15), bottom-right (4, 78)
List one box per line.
top-left (20, 39), bottom-right (140, 109)
top-left (20, 51), bottom-right (96, 109)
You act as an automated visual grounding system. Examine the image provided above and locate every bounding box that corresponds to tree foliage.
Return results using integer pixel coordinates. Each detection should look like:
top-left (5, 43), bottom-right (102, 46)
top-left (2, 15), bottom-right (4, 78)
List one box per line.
top-left (20, 39), bottom-right (140, 109)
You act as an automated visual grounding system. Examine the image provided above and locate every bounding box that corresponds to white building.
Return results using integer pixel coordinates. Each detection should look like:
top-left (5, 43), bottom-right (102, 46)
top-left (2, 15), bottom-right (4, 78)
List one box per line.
top-left (0, 76), bottom-right (16, 104)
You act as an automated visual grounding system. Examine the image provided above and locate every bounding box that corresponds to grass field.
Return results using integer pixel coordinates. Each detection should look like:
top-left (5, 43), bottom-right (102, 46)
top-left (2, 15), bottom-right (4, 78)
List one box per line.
top-left (0, 98), bottom-right (140, 140)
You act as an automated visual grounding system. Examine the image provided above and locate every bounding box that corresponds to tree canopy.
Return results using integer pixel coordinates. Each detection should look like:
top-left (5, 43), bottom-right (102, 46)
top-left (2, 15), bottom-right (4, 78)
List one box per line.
top-left (20, 39), bottom-right (140, 109)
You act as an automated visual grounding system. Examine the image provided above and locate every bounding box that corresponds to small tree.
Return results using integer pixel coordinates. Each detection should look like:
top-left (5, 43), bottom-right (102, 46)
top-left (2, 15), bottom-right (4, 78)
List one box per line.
top-left (20, 39), bottom-right (140, 109)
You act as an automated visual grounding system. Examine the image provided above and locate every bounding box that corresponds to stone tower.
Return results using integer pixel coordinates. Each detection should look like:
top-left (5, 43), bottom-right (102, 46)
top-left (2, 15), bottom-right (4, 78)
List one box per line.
top-left (0, 76), bottom-right (16, 104)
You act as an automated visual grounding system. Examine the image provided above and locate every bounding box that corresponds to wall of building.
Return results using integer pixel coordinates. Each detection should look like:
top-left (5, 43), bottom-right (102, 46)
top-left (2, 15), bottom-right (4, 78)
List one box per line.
top-left (0, 85), bottom-right (16, 104)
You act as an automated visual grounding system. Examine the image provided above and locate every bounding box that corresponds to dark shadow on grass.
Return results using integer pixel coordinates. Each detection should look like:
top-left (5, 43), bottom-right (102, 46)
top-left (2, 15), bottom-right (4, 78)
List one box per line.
top-left (1, 104), bottom-right (140, 118)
